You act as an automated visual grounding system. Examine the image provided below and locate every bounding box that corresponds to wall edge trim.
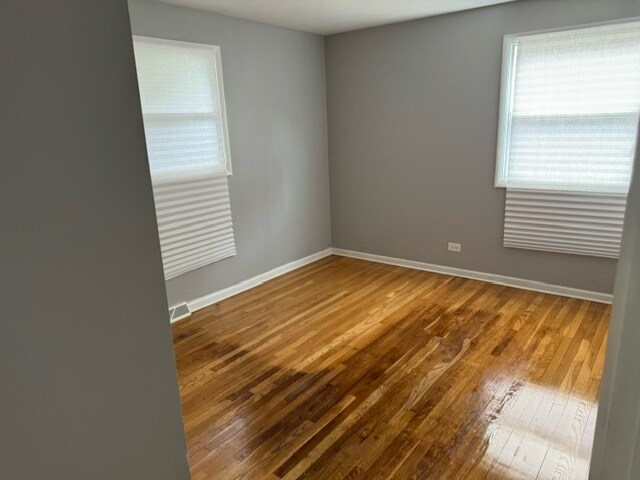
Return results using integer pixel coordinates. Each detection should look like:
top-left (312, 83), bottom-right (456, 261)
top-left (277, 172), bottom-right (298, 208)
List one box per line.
top-left (174, 248), bottom-right (333, 320)
top-left (332, 248), bottom-right (612, 304)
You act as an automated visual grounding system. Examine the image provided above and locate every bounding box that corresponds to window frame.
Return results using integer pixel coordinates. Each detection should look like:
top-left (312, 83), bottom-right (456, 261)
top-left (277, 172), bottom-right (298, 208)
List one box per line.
top-left (494, 17), bottom-right (640, 189)
top-left (132, 35), bottom-right (233, 175)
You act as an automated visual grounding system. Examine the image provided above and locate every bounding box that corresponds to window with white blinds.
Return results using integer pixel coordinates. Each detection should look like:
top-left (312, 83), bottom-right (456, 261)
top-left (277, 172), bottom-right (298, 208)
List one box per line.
top-left (133, 36), bottom-right (236, 279)
top-left (496, 20), bottom-right (640, 258)
top-left (504, 189), bottom-right (627, 258)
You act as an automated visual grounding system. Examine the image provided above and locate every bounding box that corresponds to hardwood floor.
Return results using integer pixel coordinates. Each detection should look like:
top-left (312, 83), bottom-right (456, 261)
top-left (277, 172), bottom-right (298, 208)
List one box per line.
top-left (171, 255), bottom-right (609, 480)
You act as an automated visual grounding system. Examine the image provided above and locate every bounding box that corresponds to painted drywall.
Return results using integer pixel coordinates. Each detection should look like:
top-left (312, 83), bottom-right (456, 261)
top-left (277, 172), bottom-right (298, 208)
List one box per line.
top-left (0, 1), bottom-right (190, 479)
top-left (589, 121), bottom-right (640, 479)
top-left (325, 0), bottom-right (640, 294)
top-left (128, 0), bottom-right (332, 307)
top-left (153, 0), bottom-right (518, 35)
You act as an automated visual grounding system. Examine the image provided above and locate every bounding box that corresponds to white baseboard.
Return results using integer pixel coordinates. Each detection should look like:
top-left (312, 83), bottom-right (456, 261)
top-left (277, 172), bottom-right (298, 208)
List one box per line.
top-left (182, 248), bottom-right (333, 316)
top-left (331, 248), bottom-right (612, 304)
top-left (172, 246), bottom-right (611, 323)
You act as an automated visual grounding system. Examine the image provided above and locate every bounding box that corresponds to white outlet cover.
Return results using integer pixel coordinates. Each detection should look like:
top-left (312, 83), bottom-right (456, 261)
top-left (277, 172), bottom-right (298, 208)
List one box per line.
top-left (448, 243), bottom-right (462, 252)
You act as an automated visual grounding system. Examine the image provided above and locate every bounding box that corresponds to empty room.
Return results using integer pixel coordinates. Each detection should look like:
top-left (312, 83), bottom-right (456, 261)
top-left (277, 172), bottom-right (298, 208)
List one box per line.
top-left (3, 0), bottom-right (640, 479)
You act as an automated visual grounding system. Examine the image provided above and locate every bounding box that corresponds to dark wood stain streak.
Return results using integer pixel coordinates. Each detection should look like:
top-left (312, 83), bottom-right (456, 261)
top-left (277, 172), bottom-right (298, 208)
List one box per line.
top-left (171, 255), bottom-right (608, 480)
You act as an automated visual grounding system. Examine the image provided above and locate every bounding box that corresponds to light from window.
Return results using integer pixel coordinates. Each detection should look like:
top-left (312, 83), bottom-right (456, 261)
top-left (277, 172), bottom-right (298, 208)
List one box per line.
top-left (495, 20), bottom-right (640, 193)
top-left (133, 37), bottom-right (236, 280)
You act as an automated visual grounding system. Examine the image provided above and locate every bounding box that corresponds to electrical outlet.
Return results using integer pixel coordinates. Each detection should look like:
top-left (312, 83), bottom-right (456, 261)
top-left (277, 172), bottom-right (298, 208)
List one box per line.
top-left (448, 242), bottom-right (462, 253)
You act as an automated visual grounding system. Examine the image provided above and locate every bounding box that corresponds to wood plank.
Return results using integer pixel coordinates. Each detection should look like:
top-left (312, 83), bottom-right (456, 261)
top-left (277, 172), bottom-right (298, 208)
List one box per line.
top-left (171, 255), bottom-right (609, 480)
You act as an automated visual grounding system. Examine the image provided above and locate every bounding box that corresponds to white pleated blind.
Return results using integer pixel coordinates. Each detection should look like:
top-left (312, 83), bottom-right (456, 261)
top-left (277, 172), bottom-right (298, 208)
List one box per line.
top-left (496, 21), bottom-right (640, 258)
top-left (133, 36), bottom-right (236, 280)
top-left (154, 175), bottom-right (236, 279)
top-left (504, 189), bottom-right (627, 258)
top-left (497, 21), bottom-right (640, 192)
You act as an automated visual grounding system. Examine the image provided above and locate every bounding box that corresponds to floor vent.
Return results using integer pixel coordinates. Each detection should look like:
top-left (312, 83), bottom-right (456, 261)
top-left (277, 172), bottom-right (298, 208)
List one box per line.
top-left (169, 302), bottom-right (191, 323)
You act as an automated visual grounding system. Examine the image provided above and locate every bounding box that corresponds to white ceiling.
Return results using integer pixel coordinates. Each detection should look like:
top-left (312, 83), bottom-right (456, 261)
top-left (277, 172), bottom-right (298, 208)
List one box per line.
top-left (156, 0), bottom-right (520, 35)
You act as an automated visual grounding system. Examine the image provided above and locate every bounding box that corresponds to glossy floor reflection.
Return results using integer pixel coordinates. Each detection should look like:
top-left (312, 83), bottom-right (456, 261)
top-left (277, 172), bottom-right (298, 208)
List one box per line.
top-left (171, 256), bottom-right (608, 480)
top-left (478, 382), bottom-right (598, 479)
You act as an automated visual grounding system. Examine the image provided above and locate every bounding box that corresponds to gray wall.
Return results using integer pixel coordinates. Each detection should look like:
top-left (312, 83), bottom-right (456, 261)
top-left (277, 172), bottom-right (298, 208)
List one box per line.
top-left (325, 0), bottom-right (640, 294)
top-left (590, 122), bottom-right (640, 479)
top-left (0, 1), bottom-right (190, 479)
top-left (129, 0), bottom-right (332, 306)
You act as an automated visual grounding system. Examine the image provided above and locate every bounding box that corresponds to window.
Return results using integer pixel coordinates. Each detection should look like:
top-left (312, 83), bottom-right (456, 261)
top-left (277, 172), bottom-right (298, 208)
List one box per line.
top-left (495, 20), bottom-right (640, 258)
top-left (133, 36), bottom-right (236, 279)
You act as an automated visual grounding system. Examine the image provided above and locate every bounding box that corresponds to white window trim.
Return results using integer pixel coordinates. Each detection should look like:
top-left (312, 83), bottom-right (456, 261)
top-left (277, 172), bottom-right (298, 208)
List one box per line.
top-left (132, 35), bottom-right (237, 279)
top-left (132, 35), bottom-right (233, 176)
top-left (494, 35), bottom-right (517, 187)
top-left (494, 16), bottom-right (640, 189)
